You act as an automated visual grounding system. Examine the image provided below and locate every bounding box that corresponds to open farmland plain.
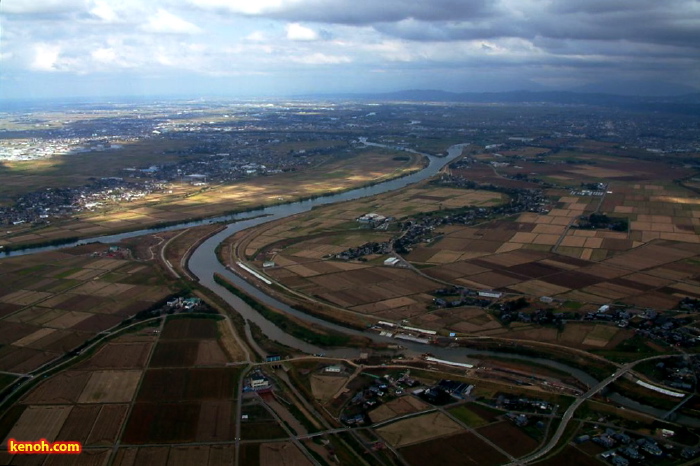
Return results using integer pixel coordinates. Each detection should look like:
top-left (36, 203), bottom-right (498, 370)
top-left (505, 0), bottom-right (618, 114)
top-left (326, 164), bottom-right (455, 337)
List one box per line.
top-left (399, 431), bottom-right (509, 466)
top-left (0, 145), bottom-right (423, 250)
top-left (0, 247), bottom-right (173, 374)
top-left (375, 411), bottom-right (465, 447)
top-left (0, 314), bottom-right (252, 465)
top-left (222, 182), bottom-right (505, 325)
top-left (221, 142), bottom-right (700, 356)
top-left (2, 101), bottom-right (700, 465)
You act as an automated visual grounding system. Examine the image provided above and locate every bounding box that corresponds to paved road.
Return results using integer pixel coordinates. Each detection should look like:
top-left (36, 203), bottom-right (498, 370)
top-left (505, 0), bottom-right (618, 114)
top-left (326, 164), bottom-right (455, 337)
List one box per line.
top-left (0, 314), bottom-right (164, 412)
top-left (233, 365), bottom-right (252, 466)
top-left (511, 354), bottom-right (682, 465)
top-left (510, 364), bottom-right (633, 465)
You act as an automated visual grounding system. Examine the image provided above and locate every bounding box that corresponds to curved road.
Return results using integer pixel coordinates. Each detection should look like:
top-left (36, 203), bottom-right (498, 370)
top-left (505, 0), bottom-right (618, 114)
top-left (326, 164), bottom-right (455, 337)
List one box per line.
top-left (511, 354), bottom-right (680, 465)
top-left (185, 141), bottom-right (699, 463)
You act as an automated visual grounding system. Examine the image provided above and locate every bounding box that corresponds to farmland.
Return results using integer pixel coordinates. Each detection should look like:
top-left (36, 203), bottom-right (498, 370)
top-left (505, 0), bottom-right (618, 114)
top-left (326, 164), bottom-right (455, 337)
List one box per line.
top-left (0, 143), bottom-right (424, 250)
top-left (368, 395), bottom-right (431, 423)
top-left (121, 317), bottom-right (243, 445)
top-left (221, 182), bottom-right (505, 327)
top-left (309, 373), bottom-right (349, 403)
top-left (0, 314), bottom-right (252, 462)
top-left (1, 101), bottom-right (700, 465)
top-left (478, 421), bottom-right (540, 457)
top-left (448, 404), bottom-right (497, 428)
top-left (375, 411), bottom-right (464, 447)
top-left (0, 247), bottom-right (173, 374)
top-left (399, 432), bottom-right (509, 466)
top-left (218, 141), bottom-right (700, 360)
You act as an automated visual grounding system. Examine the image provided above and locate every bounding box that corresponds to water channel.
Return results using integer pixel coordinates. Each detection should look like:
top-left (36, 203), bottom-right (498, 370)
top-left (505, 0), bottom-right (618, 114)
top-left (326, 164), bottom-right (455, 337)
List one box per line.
top-left (185, 142), bottom-right (698, 426)
top-left (5, 141), bottom-right (696, 425)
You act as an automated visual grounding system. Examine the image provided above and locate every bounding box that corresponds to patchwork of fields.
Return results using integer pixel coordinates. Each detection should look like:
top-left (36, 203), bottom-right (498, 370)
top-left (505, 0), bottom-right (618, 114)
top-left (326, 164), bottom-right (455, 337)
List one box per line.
top-left (0, 315), bottom-right (247, 465)
top-left (235, 177), bottom-right (700, 329)
top-left (0, 147), bottom-right (423, 249)
top-left (0, 249), bottom-right (172, 374)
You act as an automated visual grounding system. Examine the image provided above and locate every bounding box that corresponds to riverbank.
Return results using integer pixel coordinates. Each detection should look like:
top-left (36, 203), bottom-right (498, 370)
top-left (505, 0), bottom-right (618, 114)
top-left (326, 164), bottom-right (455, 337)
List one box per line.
top-left (1, 148), bottom-right (427, 255)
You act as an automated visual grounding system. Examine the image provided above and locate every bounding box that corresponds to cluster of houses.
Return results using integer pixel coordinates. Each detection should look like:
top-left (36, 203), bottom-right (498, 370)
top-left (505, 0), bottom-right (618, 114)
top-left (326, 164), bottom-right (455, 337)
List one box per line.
top-left (654, 358), bottom-right (698, 392)
top-left (372, 321), bottom-right (437, 345)
top-left (570, 182), bottom-right (608, 197)
top-left (570, 189), bottom-right (606, 197)
top-left (124, 149), bottom-right (306, 185)
top-left (134, 295), bottom-right (209, 320)
top-left (356, 212), bottom-right (389, 226)
top-left (0, 177), bottom-right (164, 226)
top-left (91, 245), bottom-right (130, 259)
top-left (494, 395), bottom-right (553, 413)
top-left (164, 297), bottom-right (203, 312)
top-left (343, 380), bottom-right (392, 425)
top-left (0, 137), bottom-right (124, 161)
top-left (333, 180), bottom-right (548, 263)
top-left (574, 213), bottom-right (628, 232)
top-left (432, 295), bottom-right (493, 308)
top-left (332, 241), bottom-right (391, 261)
top-left (414, 379), bottom-right (474, 405)
top-left (431, 287), bottom-right (497, 308)
top-left (342, 371), bottom-right (419, 426)
top-left (392, 179), bottom-right (548, 254)
top-left (678, 297), bottom-right (700, 312)
top-left (628, 309), bottom-right (699, 348)
top-left (577, 428), bottom-right (697, 464)
top-left (505, 412), bottom-right (542, 428)
top-left (500, 308), bottom-right (566, 327)
top-left (497, 301), bottom-right (700, 352)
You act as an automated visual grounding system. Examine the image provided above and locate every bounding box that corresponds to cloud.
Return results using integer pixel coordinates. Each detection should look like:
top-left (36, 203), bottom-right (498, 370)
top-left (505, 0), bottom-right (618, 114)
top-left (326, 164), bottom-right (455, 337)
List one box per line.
top-left (286, 23), bottom-right (319, 41)
top-left (2, 0), bottom-right (85, 15)
top-left (30, 43), bottom-right (61, 71)
top-left (89, 1), bottom-right (119, 23)
top-left (189, 0), bottom-right (304, 16)
top-left (245, 31), bottom-right (268, 42)
top-left (2, 0), bottom-right (699, 97)
top-left (91, 47), bottom-right (120, 65)
top-left (186, 0), bottom-right (700, 54)
top-left (290, 52), bottom-right (352, 64)
top-left (141, 9), bottom-right (203, 34)
top-left (190, 0), bottom-right (492, 23)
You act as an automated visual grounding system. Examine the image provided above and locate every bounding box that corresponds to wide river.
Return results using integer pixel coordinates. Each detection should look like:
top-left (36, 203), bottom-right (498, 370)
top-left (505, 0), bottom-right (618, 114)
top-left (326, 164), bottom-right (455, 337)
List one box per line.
top-left (5, 141), bottom-right (696, 425)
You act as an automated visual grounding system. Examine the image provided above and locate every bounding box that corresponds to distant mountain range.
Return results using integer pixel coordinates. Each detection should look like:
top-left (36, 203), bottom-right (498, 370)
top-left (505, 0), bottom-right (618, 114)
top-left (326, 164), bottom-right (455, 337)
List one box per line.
top-left (323, 88), bottom-right (700, 115)
top-left (571, 80), bottom-right (700, 97)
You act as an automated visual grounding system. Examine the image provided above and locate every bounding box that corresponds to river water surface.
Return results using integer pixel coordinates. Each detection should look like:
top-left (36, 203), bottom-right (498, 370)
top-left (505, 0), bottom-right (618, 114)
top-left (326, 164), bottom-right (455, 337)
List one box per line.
top-left (6, 141), bottom-right (695, 425)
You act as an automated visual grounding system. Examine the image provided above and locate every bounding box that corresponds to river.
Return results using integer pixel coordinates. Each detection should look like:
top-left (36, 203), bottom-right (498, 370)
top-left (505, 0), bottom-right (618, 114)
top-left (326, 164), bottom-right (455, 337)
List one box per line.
top-left (5, 140), bottom-right (695, 425)
top-left (186, 141), bottom-right (699, 426)
top-left (188, 142), bottom-right (469, 355)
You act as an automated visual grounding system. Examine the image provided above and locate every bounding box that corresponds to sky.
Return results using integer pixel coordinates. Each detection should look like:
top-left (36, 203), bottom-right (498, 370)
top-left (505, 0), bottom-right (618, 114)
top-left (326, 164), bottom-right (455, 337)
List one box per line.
top-left (1, 0), bottom-right (699, 100)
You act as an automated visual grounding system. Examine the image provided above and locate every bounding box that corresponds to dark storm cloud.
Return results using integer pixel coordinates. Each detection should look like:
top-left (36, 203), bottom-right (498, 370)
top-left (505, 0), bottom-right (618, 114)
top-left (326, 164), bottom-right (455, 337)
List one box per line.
top-left (212, 0), bottom-right (699, 51)
top-left (530, 6), bottom-right (700, 48)
top-left (369, 1), bottom-right (700, 50)
top-left (548, 0), bottom-right (676, 15)
top-left (194, 0), bottom-right (495, 24)
top-left (3, 0), bottom-right (698, 98)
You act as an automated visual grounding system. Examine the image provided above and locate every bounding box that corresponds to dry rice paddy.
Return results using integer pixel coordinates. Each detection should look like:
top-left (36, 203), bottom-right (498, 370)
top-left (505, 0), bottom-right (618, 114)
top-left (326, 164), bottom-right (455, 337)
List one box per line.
top-left (376, 411), bottom-right (464, 448)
